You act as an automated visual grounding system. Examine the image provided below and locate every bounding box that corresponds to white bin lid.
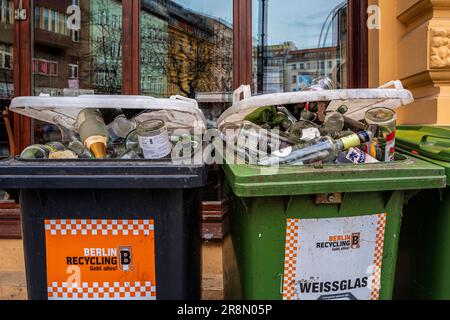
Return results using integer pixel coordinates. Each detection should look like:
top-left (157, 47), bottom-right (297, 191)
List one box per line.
top-left (217, 80), bottom-right (414, 131)
top-left (9, 95), bottom-right (207, 133)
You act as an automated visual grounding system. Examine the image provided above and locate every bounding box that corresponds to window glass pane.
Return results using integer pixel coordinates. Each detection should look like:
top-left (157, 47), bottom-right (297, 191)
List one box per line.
top-left (32, 0), bottom-right (123, 145)
top-left (0, 0), bottom-right (13, 203)
top-left (0, 6), bottom-right (14, 104)
top-left (252, 0), bottom-right (348, 94)
top-left (140, 0), bottom-right (233, 127)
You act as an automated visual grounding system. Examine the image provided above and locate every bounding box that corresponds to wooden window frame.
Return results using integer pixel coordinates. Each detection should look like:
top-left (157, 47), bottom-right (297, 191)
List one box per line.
top-left (12, 0), bottom-right (369, 150)
top-left (4, 0), bottom-right (368, 239)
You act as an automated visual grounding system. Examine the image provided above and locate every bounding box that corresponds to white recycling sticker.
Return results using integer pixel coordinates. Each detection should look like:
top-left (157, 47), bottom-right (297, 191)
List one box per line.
top-left (282, 214), bottom-right (387, 300)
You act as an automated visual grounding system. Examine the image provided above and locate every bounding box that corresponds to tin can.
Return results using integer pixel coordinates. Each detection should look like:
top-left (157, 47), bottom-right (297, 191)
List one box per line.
top-left (365, 107), bottom-right (397, 162)
top-left (136, 120), bottom-right (172, 160)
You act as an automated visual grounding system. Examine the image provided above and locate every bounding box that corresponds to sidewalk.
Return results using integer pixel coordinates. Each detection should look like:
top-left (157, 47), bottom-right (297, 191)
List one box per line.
top-left (0, 240), bottom-right (27, 300)
top-left (0, 240), bottom-right (223, 300)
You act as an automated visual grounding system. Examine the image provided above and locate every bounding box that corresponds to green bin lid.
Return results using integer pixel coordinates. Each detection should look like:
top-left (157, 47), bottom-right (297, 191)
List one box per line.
top-left (396, 126), bottom-right (450, 163)
top-left (397, 126), bottom-right (450, 184)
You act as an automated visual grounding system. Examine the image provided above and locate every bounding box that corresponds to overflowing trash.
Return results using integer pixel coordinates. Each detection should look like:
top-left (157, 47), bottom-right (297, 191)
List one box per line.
top-left (20, 110), bottom-right (200, 161)
top-left (217, 79), bottom-right (415, 167)
top-left (10, 95), bottom-right (207, 162)
top-left (9, 81), bottom-right (413, 167)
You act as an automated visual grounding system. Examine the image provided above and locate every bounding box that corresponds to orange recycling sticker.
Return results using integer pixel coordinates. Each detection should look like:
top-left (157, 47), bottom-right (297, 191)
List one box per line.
top-left (44, 219), bottom-right (156, 300)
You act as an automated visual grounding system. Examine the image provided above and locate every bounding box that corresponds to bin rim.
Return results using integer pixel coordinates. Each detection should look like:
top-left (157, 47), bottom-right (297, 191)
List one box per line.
top-left (217, 80), bottom-right (414, 131)
top-left (221, 152), bottom-right (447, 197)
top-left (9, 95), bottom-right (207, 132)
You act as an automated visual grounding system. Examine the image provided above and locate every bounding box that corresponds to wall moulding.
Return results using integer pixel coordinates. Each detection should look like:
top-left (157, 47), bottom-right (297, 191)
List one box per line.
top-left (401, 69), bottom-right (450, 89)
top-left (398, 0), bottom-right (450, 25)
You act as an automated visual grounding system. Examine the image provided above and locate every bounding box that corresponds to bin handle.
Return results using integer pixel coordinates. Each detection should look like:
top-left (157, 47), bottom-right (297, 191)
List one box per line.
top-left (169, 95), bottom-right (199, 109)
top-left (232, 85), bottom-right (252, 105)
top-left (378, 80), bottom-right (404, 90)
top-left (419, 135), bottom-right (450, 155)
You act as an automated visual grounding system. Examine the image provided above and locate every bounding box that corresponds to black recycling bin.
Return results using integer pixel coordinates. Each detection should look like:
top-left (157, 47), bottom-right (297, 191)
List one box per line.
top-left (0, 159), bottom-right (207, 300)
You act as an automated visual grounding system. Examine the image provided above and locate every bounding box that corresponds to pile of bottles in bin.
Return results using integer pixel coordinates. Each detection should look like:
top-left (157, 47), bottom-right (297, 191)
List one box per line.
top-left (228, 79), bottom-right (398, 166)
top-left (20, 108), bottom-right (201, 161)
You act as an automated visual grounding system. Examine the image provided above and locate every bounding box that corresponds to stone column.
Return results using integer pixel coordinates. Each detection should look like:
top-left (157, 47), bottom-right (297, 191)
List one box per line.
top-left (369, 0), bottom-right (450, 125)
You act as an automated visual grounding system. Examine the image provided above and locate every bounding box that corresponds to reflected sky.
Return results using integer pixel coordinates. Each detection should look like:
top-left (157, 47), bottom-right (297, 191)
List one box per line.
top-left (253, 0), bottom-right (346, 49)
top-left (174, 0), bottom-right (233, 25)
top-left (174, 0), bottom-right (346, 50)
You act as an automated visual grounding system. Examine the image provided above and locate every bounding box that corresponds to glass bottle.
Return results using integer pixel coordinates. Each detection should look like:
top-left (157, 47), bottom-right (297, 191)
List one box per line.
top-left (76, 109), bottom-right (109, 159)
top-left (258, 130), bottom-right (373, 166)
top-left (108, 115), bottom-right (138, 142)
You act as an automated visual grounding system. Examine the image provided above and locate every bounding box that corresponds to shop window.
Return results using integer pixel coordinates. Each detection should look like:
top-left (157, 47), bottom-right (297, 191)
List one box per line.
top-left (140, 0), bottom-right (233, 130)
top-left (253, 0), bottom-right (348, 93)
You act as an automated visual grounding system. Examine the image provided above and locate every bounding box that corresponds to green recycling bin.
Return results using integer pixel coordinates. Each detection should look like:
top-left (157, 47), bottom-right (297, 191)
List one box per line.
top-left (218, 83), bottom-right (447, 300)
top-left (394, 126), bottom-right (450, 300)
top-left (221, 156), bottom-right (446, 300)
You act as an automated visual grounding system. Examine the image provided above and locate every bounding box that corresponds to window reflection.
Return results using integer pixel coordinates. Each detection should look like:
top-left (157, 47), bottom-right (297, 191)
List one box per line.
top-left (0, 0), bottom-right (13, 203)
top-left (253, 0), bottom-right (348, 94)
top-left (33, 0), bottom-right (123, 144)
top-left (140, 0), bottom-right (233, 126)
top-left (0, 0), bottom-right (14, 103)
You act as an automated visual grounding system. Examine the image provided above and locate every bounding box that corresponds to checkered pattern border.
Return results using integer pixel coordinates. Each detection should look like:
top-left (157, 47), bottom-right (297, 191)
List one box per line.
top-left (48, 281), bottom-right (156, 300)
top-left (44, 219), bottom-right (154, 236)
top-left (369, 213), bottom-right (387, 300)
top-left (282, 219), bottom-right (301, 300)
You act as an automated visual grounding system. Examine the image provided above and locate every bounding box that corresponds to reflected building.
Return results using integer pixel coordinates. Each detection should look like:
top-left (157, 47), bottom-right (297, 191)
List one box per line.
top-left (141, 0), bottom-right (168, 97)
top-left (140, 0), bottom-right (232, 98)
top-left (286, 47), bottom-right (340, 91)
top-left (253, 42), bottom-right (296, 94)
top-left (32, 0), bottom-right (92, 96)
top-left (88, 0), bottom-right (122, 94)
top-left (0, 0), bottom-right (14, 104)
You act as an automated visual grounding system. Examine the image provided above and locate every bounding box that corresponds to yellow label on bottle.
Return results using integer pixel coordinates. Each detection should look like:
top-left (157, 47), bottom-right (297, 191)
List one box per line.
top-left (341, 134), bottom-right (361, 150)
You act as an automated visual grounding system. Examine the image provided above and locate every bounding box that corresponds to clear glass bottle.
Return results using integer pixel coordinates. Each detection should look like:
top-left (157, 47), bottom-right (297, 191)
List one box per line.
top-left (108, 115), bottom-right (138, 142)
top-left (76, 109), bottom-right (109, 159)
top-left (20, 145), bottom-right (53, 160)
top-left (319, 112), bottom-right (345, 138)
top-left (258, 130), bottom-right (373, 166)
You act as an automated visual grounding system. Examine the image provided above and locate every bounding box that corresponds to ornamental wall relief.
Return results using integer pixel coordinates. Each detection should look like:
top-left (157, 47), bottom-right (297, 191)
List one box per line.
top-left (430, 28), bottom-right (450, 69)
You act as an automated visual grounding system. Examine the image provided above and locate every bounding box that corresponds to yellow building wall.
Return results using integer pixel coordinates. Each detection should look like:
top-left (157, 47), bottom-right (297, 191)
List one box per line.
top-left (369, 0), bottom-right (450, 125)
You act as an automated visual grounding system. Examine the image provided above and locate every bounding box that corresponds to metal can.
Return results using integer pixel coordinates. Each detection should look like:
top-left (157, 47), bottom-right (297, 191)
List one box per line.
top-left (365, 107), bottom-right (397, 162)
top-left (136, 120), bottom-right (172, 160)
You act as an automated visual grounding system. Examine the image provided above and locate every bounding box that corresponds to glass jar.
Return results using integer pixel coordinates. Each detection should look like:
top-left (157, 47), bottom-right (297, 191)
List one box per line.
top-left (136, 120), bottom-right (172, 160)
